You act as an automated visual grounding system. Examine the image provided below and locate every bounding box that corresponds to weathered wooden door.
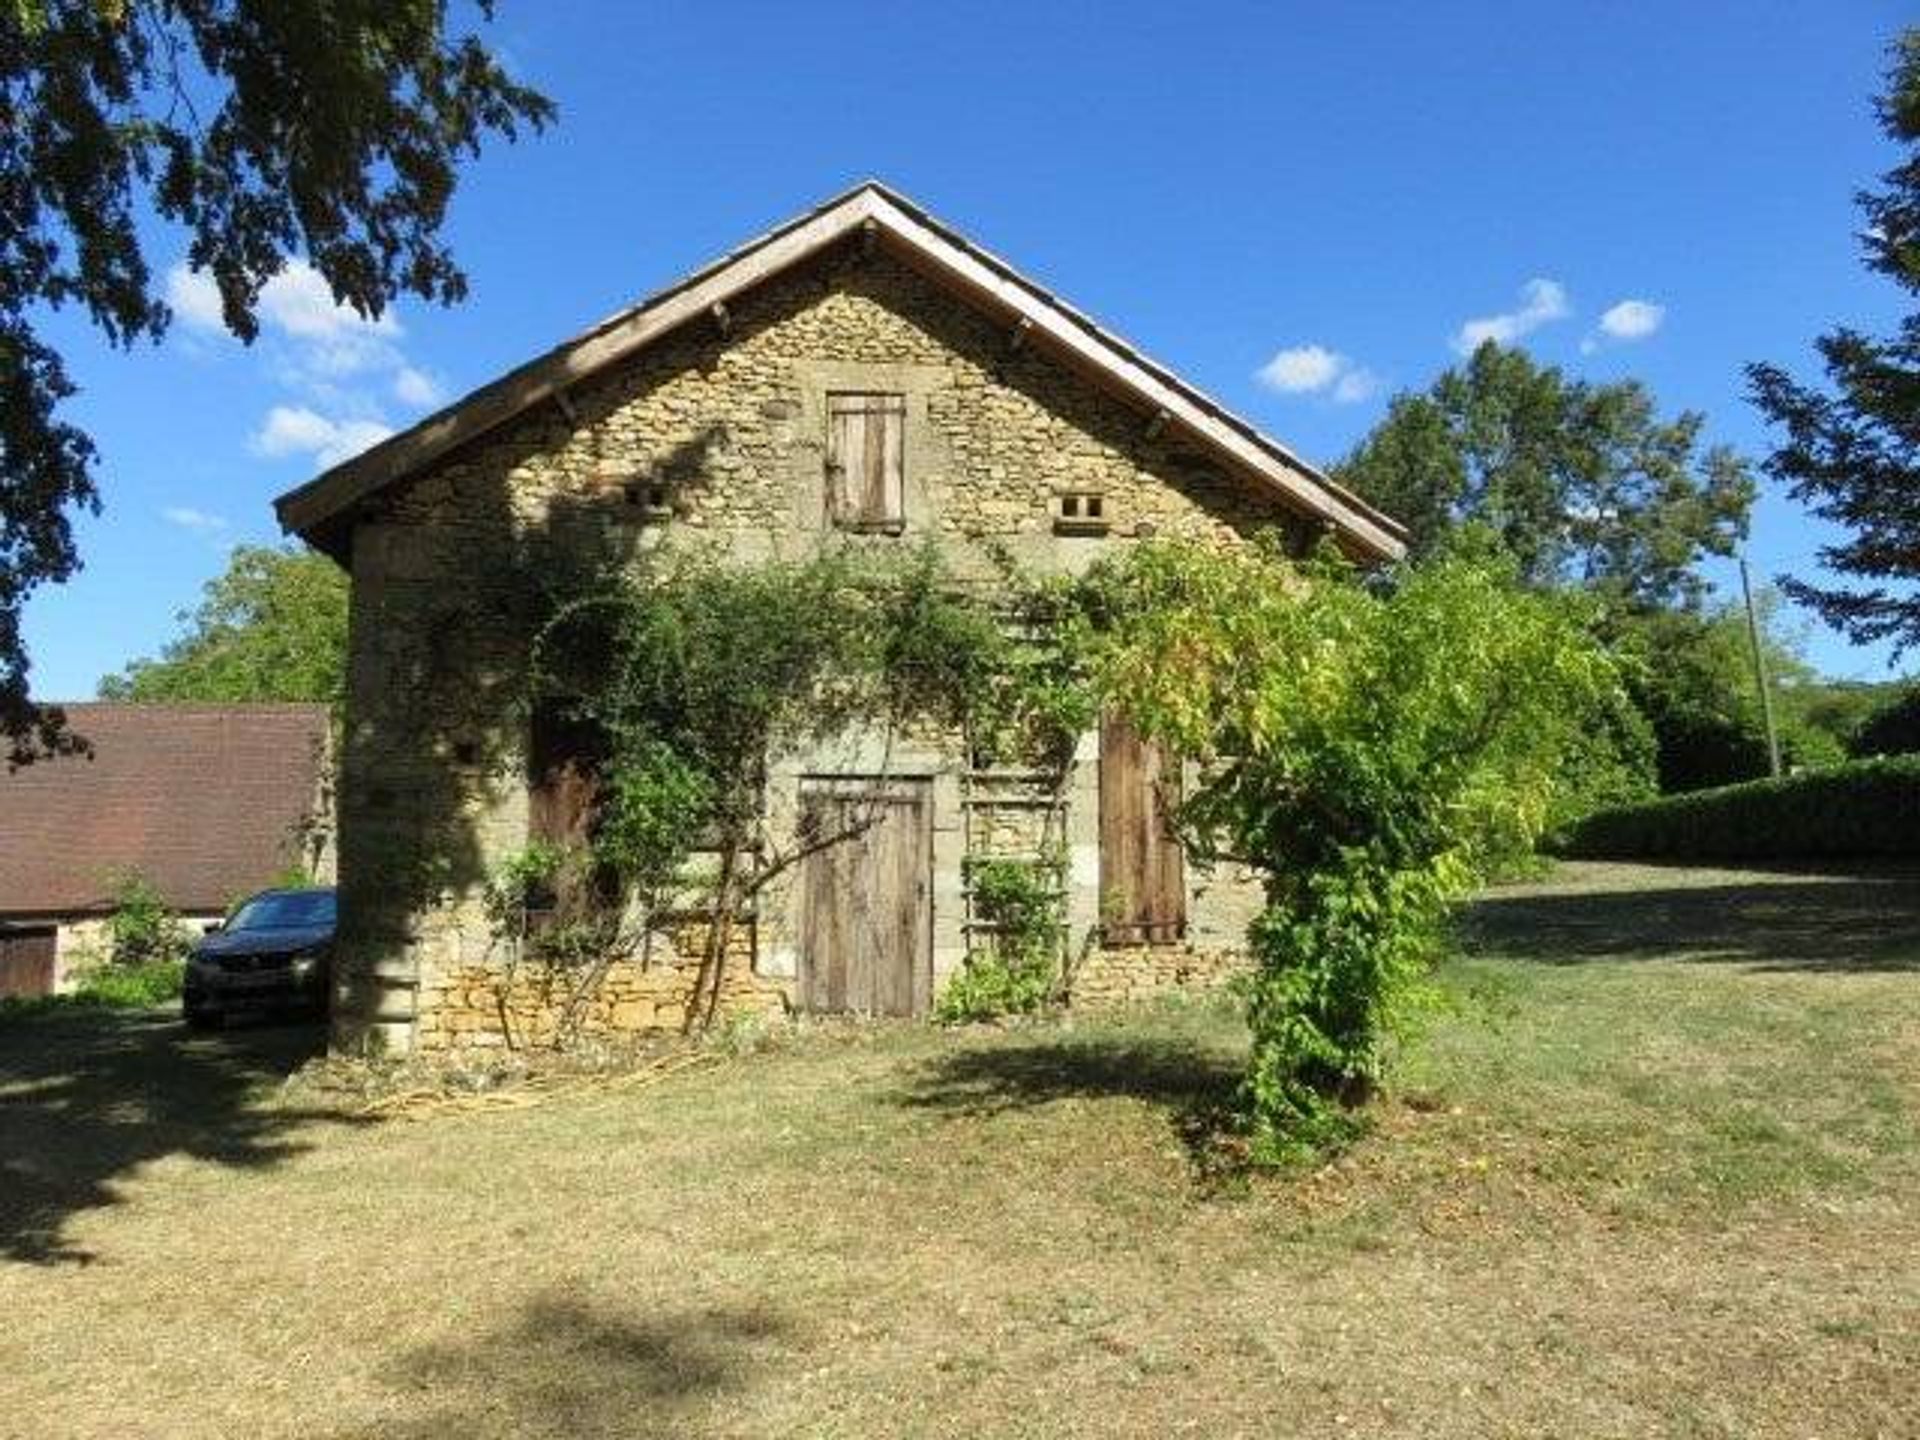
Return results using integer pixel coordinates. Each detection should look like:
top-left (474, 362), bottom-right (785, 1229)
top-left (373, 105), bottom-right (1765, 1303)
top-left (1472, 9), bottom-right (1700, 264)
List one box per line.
top-left (798, 780), bottom-right (931, 1015)
top-left (1099, 714), bottom-right (1186, 945)
top-left (0, 927), bottom-right (56, 999)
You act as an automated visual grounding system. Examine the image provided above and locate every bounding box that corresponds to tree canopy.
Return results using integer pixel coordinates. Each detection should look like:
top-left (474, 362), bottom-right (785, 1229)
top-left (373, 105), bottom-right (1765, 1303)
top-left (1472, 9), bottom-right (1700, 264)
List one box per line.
top-left (2, 0), bottom-right (552, 762)
top-left (1335, 342), bottom-right (1754, 612)
top-left (1748, 28), bottom-right (1920, 658)
top-left (97, 544), bottom-right (347, 706)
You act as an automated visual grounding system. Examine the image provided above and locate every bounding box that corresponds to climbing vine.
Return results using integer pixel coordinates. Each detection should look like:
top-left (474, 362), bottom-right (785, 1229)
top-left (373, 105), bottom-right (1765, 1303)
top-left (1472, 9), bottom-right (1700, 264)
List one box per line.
top-left (936, 852), bottom-right (1067, 1022)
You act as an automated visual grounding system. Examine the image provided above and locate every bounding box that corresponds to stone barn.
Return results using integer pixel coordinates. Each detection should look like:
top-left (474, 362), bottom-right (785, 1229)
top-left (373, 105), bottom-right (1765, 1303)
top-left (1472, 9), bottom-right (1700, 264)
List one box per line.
top-left (273, 182), bottom-right (1405, 1055)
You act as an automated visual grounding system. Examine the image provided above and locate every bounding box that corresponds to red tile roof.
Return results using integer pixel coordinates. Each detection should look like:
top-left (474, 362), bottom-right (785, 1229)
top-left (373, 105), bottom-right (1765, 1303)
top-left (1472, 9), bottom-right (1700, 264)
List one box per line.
top-left (0, 703), bottom-right (330, 917)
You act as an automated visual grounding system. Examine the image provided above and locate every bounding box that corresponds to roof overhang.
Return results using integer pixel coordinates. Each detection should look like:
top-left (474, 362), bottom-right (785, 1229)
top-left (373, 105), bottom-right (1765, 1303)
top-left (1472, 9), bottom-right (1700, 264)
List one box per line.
top-left (274, 182), bottom-right (1407, 562)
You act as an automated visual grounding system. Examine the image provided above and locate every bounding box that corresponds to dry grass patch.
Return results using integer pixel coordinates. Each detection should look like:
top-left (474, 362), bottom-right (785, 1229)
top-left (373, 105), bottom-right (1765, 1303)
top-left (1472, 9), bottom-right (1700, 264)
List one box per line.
top-left (0, 860), bottom-right (1915, 1437)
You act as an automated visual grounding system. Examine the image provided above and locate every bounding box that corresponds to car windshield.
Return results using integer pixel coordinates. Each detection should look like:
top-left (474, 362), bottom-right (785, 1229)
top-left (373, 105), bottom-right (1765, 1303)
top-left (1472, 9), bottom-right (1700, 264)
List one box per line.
top-left (226, 891), bottom-right (336, 932)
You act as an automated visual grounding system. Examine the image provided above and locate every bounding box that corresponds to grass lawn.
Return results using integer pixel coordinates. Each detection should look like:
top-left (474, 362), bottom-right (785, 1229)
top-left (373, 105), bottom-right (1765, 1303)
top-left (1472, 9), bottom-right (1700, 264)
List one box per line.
top-left (1, 860), bottom-right (1915, 1438)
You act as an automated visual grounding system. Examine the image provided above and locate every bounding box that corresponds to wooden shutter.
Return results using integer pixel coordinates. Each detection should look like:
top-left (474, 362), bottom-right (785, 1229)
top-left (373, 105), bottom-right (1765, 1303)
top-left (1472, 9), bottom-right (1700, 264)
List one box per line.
top-left (827, 393), bottom-right (905, 531)
top-left (1099, 714), bottom-right (1186, 945)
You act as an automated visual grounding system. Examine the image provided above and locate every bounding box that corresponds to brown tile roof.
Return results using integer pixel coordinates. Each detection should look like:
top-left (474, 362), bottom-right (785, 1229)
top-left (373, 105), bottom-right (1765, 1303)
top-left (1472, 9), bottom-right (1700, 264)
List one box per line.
top-left (0, 703), bottom-right (329, 917)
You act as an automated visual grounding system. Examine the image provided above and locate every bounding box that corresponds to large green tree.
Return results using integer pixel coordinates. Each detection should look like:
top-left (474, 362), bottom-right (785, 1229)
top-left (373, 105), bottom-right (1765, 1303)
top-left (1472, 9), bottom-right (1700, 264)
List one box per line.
top-left (1748, 29), bottom-right (1920, 657)
top-left (1336, 342), bottom-right (1754, 611)
top-left (98, 543), bottom-right (346, 706)
top-left (2, 1), bottom-right (552, 763)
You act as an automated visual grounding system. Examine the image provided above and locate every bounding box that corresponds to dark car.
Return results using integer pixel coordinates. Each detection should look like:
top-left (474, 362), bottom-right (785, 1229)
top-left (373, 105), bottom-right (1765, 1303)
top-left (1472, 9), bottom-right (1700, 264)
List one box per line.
top-left (183, 887), bottom-right (336, 1028)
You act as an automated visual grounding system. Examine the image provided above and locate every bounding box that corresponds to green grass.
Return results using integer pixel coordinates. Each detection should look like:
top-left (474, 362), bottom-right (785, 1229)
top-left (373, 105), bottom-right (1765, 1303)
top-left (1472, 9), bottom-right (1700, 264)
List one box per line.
top-left (0, 860), bottom-right (1915, 1438)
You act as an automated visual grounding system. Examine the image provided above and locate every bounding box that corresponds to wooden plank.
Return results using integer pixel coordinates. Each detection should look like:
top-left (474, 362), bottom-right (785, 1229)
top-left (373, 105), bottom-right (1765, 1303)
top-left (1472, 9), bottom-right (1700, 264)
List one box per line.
top-left (798, 780), bottom-right (931, 1016)
top-left (873, 397), bottom-right (904, 524)
top-left (1099, 715), bottom-right (1185, 945)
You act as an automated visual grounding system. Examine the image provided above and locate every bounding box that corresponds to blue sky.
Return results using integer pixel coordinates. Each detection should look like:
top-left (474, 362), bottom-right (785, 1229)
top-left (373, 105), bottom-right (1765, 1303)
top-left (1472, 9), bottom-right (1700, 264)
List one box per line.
top-left (22, 0), bottom-right (1917, 697)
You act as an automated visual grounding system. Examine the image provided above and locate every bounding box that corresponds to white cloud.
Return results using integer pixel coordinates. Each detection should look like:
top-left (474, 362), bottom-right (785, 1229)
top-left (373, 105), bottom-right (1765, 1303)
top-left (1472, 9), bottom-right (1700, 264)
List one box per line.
top-left (166, 258), bottom-right (399, 343)
top-left (1452, 278), bottom-right (1571, 354)
top-left (1256, 345), bottom-right (1380, 405)
top-left (1331, 366), bottom-right (1382, 404)
top-left (251, 405), bottom-right (394, 468)
top-left (164, 265), bottom-right (227, 332)
top-left (161, 506), bottom-right (228, 533)
top-left (1599, 299), bottom-right (1665, 341)
top-left (167, 256), bottom-right (443, 467)
top-left (393, 365), bottom-right (444, 408)
top-left (258, 260), bottom-right (400, 341)
top-left (1257, 344), bottom-right (1344, 394)
top-left (1580, 298), bottom-right (1667, 354)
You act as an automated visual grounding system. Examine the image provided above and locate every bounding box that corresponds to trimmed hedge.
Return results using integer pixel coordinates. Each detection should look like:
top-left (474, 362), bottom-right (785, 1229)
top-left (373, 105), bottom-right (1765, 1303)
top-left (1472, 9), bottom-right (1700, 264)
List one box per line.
top-left (1552, 756), bottom-right (1920, 862)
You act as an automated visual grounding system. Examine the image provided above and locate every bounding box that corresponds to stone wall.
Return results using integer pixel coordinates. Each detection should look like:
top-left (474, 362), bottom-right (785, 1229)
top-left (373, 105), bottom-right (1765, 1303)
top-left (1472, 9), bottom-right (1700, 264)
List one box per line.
top-left (1067, 943), bottom-right (1252, 1009)
top-left (332, 235), bottom-right (1300, 1054)
top-left (415, 923), bottom-right (785, 1051)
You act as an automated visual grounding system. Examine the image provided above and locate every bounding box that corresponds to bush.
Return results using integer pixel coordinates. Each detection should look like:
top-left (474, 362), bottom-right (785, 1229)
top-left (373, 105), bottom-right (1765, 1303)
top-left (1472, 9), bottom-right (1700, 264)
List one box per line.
top-left (105, 873), bottom-right (192, 967)
top-left (1553, 756), bottom-right (1920, 861)
top-left (1852, 687), bottom-right (1920, 758)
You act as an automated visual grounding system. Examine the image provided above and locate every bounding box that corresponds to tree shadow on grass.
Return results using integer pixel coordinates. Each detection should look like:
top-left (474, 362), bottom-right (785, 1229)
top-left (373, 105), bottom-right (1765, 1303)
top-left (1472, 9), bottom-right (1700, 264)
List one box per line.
top-left (0, 1007), bottom-right (351, 1265)
top-left (1462, 869), bottom-right (1920, 973)
top-left (329, 1293), bottom-right (793, 1440)
top-left (895, 1031), bottom-right (1250, 1179)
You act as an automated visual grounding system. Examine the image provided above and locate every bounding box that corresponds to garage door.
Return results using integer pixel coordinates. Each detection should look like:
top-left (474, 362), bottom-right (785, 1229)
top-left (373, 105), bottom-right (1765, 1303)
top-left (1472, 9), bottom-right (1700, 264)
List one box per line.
top-left (0, 927), bottom-right (57, 999)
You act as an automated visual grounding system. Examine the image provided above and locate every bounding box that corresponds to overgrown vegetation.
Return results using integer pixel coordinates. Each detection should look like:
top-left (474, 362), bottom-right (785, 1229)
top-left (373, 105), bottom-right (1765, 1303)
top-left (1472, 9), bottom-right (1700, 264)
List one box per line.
top-left (1063, 541), bottom-right (1614, 1160)
top-left (1553, 755), bottom-right (1920, 862)
top-left (0, 874), bottom-right (190, 1017)
top-left (513, 544), bottom-right (1022, 1040)
top-left (1852, 685), bottom-right (1920, 758)
top-left (936, 855), bottom-right (1066, 1022)
top-left (103, 873), bottom-right (192, 970)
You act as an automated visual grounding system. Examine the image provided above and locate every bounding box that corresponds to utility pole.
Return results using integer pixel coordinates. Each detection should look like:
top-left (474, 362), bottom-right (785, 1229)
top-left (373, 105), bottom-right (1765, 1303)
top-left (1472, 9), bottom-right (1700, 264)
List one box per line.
top-left (1740, 557), bottom-right (1783, 778)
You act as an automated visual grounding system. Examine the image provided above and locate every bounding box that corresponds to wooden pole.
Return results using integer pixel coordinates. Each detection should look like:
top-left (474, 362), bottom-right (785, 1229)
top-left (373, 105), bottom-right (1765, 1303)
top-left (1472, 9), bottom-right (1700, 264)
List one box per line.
top-left (1740, 557), bottom-right (1783, 778)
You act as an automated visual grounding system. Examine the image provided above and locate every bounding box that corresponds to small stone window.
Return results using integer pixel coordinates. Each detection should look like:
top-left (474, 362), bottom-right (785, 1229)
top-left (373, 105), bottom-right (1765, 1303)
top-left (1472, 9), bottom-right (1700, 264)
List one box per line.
top-left (1053, 490), bottom-right (1111, 536)
top-left (826, 392), bottom-right (906, 533)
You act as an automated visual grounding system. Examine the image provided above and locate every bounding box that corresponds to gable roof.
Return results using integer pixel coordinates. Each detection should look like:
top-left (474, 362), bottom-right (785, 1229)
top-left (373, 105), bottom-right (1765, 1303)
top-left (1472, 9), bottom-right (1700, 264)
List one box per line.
top-left (0, 704), bottom-right (329, 917)
top-left (275, 181), bottom-right (1406, 561)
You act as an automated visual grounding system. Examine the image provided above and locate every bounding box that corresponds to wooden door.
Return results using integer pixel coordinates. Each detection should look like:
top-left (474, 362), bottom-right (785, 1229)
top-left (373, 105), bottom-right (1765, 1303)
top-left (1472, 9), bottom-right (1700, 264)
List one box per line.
top-left (0, 927), bottom-right (57, 999)
top-left (798, 780), bottom-right (931, 1016)
top-left (1099, 714), bottom-right (1186, 945)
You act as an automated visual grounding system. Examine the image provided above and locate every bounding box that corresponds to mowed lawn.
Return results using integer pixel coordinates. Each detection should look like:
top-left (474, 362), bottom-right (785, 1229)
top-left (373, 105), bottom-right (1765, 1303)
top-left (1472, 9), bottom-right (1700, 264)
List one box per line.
top-left (2, 862), bottom-right (1916, 1439)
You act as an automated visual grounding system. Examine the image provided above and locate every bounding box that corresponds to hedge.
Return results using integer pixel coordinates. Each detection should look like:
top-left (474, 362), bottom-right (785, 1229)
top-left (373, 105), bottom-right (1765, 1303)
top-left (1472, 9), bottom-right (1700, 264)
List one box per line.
top-left (1551, 756), bottom-right (1920, 862)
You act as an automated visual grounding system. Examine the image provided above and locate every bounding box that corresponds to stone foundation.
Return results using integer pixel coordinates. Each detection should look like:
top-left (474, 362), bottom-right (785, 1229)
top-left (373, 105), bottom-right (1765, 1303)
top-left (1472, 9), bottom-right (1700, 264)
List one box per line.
top-left (1068, 944), bottom-right (1250, 1009)
top-left (413, 924), bottom-right (787, 1051)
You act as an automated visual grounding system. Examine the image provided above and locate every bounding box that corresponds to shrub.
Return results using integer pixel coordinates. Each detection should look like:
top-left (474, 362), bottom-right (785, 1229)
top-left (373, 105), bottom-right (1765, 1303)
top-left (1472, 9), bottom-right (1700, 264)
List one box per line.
top-left (1553, 756), bottom-right (1920, 861)
top-left (1068, 541), bottom-right (1615, 1162)
top-left (105, 872), bottom-right (191, 967)
top-left (936, 857), bottom-right (1065, 1022)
